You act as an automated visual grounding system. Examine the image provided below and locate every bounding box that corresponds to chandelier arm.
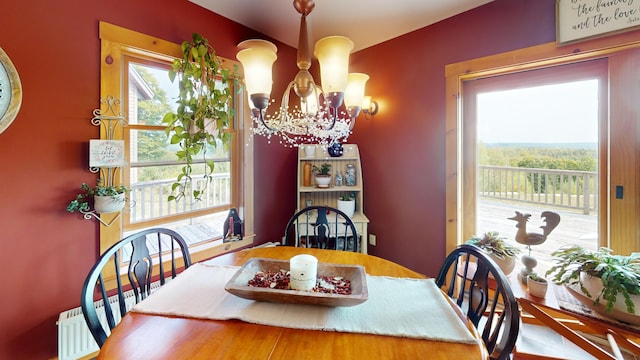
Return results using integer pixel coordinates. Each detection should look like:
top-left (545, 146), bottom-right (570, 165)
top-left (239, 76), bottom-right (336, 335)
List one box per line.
top-left (326, 108), bottom-right (337, 130)
top-left (257, 110), bottom-right (277, 132)
top-left (348, 117), bottom-right (356, 131)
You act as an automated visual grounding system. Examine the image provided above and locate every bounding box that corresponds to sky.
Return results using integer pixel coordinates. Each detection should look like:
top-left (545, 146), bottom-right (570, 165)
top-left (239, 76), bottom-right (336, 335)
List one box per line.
top-left (477, 79), bottom-right (599, 144)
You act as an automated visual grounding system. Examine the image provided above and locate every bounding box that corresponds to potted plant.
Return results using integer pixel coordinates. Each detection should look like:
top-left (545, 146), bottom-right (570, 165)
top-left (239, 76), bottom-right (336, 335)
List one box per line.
top-left (162, 33), bottom-right (236, 202)
top-left (526, 273), bottom-right (548, 298)
top-left (313, 163), bottom-right (331, 188)
top-left (66, 180), bottom-right (129, 214)
top-left (546, 245), bottom-right (640, 320)
top-left (337, 193), bottom-right (355, 218)
top-left (466, 231), bottom-right (521, 275)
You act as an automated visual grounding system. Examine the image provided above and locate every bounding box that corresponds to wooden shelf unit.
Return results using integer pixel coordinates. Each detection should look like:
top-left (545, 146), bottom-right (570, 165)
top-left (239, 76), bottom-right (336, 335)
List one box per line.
top-left (296, 144), bottom-right (369, 253)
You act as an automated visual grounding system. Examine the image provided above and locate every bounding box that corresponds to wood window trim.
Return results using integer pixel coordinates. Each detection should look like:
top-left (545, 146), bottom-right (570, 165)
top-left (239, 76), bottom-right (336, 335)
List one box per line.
top-left (445, 30), bottom-right (640, 257)
top-left (98, 21), bottom-right (255, 259)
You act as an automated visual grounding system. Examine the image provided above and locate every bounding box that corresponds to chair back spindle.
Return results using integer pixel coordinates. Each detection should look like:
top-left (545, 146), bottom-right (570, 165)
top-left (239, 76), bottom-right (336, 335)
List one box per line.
top-left (435, 244), bottom-right (520, 360)
top-left (284, 206), bottom-right (359, 252)
top-left (81, 228), bottom-right (192, 347)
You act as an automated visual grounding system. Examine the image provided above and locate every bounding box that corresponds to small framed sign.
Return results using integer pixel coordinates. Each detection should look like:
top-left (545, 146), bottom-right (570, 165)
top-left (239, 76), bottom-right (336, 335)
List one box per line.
top-left (557, 0), bottom-right (640, 45)
top-left (89, 139), bottom-right (126, 167)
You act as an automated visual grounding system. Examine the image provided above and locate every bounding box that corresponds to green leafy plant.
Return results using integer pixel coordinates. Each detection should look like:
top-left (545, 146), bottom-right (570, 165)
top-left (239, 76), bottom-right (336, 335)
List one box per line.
top-left (527, 273), bottom-right (547, 283)
top-left (162, 33), bottom-right (237, 202)
top-left (313, 163), bottom-right (331, 175)
top-left (546, 245), bottom-right (640, 313)
top-left (340, 193), bottom-right (355, 201)
top-left (466, 231), bottom-right (521, 260)
top-left (66, 180), bottom-right (129, 213)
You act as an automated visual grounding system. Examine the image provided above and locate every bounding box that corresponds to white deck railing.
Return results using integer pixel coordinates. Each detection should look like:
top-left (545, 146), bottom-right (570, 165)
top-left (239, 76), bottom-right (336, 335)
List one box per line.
top-left (127, 166), bottom-right (597, 223)
top-left (128, 173), bottom-right (231, 223)
top-left (478, 166), bottom-right (598, 215)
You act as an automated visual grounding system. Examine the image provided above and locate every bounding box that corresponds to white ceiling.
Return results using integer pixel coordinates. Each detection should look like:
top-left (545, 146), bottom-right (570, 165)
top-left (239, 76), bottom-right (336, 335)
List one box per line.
top-left (189, 0), bottom-right (495, 52)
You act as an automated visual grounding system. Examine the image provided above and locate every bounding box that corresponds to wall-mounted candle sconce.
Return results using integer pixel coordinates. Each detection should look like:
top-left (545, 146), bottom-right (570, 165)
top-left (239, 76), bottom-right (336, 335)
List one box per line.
top-left (362, 96), bottom-right (379, 119)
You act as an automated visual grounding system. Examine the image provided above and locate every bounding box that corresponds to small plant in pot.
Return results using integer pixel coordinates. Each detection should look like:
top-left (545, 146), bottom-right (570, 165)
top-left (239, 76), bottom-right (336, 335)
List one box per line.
top-left (466, 231), bottom-right (521, 275)
top-left (312, 163), bottom-right (331, 188)
top-left (66, 179), bottom-right (129, 214)
top-left (546, 245), bottom-right (640, 320)
top-left (526, 273), bottom-right (548, 298)
top-left (337, 193), bottom-right (355, 218)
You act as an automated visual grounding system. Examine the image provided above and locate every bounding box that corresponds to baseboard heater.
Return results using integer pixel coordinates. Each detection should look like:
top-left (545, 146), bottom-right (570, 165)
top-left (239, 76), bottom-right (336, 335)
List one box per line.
top-left (57, 281), bottom-right (162, 360)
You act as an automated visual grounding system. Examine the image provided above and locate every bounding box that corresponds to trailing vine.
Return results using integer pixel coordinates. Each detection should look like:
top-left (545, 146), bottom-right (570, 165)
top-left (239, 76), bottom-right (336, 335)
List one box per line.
top-left (162, 33), bottom-right (237, 202)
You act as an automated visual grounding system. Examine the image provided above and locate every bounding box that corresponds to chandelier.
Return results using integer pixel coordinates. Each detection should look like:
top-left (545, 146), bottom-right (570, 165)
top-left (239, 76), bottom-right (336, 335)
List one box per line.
top-left (236, 0), bottom-right (370, 147)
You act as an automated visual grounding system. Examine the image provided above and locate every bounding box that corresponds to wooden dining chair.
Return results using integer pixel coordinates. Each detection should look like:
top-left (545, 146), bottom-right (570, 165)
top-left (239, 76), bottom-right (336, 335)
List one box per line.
top-left (283, 205), bottom-right (359, 252)
top-left (81, 228), bottom-right (192, 347)
top-left (436, 244), bottom-right (520, 360)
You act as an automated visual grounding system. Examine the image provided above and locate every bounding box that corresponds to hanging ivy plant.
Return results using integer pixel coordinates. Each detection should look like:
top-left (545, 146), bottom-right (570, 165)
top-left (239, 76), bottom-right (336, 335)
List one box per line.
top-left (162, 33), bottom-right (237, 202)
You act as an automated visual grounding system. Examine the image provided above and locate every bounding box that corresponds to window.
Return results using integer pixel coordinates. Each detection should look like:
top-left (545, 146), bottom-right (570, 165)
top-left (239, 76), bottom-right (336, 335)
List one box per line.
top-left (462, 61), bottom-right (606, 274)
top-left (446, 35), bottom-right (640, 257)
top-left (99, 22), bottom-right (254, 260)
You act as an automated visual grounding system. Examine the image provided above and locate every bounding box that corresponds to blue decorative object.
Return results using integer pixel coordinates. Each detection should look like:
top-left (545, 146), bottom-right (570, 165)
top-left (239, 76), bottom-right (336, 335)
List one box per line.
top-left (328, 142), bottom-right (344, 157)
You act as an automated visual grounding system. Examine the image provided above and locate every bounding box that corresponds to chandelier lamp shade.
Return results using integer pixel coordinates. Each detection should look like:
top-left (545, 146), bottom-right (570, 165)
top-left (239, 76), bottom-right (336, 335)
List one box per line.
top-left (236, 0), bottom-right (371, 147)
top-left (236, 39), bottom-right (278, 115)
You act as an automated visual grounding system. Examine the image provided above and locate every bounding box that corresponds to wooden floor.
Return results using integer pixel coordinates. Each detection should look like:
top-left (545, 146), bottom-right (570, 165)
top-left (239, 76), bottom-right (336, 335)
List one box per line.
top-left (477, 199), bottom-right (598, 276)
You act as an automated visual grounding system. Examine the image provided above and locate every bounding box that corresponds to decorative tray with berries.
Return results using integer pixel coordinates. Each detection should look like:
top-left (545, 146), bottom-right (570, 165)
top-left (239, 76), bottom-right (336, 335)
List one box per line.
top-left (224, 258), bottom-right (368, 307)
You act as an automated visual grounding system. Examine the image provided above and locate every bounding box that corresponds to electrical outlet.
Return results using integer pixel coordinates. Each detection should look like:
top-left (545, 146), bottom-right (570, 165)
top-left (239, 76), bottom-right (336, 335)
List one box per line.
top-left (369, 234), bottom-right (377, 246)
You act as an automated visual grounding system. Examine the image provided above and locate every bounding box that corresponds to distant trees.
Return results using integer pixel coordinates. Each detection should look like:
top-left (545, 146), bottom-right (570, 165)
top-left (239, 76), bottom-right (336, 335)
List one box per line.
top-left (479, 143), bottom-right (597, 171)
top-left (478, 143), bottom-right (597, 194)
top-left (132, 65), bottom-right (230, 182)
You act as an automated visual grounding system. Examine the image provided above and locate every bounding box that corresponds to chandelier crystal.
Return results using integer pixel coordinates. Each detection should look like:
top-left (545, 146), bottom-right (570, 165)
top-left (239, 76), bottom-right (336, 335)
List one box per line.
top-left (236, 0), bottom-right (369, 147)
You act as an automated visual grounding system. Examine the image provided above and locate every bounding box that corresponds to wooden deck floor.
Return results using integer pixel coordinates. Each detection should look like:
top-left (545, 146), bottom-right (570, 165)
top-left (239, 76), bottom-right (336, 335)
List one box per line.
top-left (477, 199), bottom-right (598, 275)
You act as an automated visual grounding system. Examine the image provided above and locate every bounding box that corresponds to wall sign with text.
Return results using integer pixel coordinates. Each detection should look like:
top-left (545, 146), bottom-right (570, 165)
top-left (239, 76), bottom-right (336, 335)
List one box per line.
top-left (89, 139), bottom-right (126, 168)
top-left (557, 0), bottom-right (640, 45)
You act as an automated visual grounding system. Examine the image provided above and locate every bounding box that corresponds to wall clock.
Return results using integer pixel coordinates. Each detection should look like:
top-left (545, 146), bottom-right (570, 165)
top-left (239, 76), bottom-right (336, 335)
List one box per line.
top-left (0, 47), bottom-right (22, 135)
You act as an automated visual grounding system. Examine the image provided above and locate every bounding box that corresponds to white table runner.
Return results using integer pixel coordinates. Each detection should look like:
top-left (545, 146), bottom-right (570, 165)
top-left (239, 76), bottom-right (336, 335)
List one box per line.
top-left (132, 262), bottom-right (477, 344)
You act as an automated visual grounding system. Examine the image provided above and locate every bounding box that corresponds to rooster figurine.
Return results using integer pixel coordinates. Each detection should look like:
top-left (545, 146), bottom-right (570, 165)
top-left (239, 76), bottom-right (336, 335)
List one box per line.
top-left (508, 210), bottom-right (560, 284)
top-left (508, 210), bottom-right (561, 247)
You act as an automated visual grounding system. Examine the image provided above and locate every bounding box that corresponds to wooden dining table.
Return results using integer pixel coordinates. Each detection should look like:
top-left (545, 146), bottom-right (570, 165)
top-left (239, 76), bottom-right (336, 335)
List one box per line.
top-left (97, 246), bottom-right (488, 359)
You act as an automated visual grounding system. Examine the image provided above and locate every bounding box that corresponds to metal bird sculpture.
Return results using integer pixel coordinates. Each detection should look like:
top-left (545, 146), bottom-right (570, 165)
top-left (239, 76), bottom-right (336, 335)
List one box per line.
top-left (508, 210), bottom-right (561, 247)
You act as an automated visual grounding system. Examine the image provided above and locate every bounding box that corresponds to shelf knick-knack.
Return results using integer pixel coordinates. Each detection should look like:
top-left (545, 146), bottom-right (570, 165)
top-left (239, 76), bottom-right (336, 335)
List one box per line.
top-left (303, 162), bottom-right (312, 187)
top-left (335, 170), bottom-right (343, 186)
top-left (345, 164), bottom-right (356, 186)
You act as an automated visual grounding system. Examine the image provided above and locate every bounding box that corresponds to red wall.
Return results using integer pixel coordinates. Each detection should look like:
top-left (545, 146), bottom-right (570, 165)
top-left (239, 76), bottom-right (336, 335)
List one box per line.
top-left (0, 0), bottom-right (296, 358)
top-left (349, 0), bottom-right (557, 275)
top-left (0, 0), bottom-right (558, 357)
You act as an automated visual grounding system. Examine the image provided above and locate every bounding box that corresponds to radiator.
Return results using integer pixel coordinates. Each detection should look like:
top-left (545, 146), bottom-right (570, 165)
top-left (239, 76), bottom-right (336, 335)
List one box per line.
top-left (57, 282), bottom-right (162, 360)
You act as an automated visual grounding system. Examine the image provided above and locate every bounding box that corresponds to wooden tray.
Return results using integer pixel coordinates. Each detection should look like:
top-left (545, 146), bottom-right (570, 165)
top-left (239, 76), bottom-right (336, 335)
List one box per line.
top-left (225, 257), bottom-right (368, 307)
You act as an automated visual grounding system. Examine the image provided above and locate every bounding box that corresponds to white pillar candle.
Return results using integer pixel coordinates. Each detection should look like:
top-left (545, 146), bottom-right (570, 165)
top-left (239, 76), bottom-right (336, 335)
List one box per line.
top-left (289, 254), bottom-right (318, 291)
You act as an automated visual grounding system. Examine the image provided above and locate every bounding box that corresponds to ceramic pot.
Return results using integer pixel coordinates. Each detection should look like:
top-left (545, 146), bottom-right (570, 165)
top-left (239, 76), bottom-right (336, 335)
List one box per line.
top-left (188, 117), bottom-right (218, 137)
top-left (488, 253), bottom-right (516, 276)
top-left (315, 174), bottom-right (331, 188)
top-left (526, 276), bottom-right (548, 298)
top-left (566, 272), bottom-right (640, 325)
top-left (94, 193), bottom-right (126, 214)
top-left (337, 198), bottom-right (355, 218)
top-left (303, 145), bottom-right (316, 157)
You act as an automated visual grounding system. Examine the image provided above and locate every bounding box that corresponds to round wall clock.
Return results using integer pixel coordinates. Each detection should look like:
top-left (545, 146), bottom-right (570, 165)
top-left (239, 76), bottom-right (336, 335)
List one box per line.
top-left (0, 47), bottom-right (22, 135)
